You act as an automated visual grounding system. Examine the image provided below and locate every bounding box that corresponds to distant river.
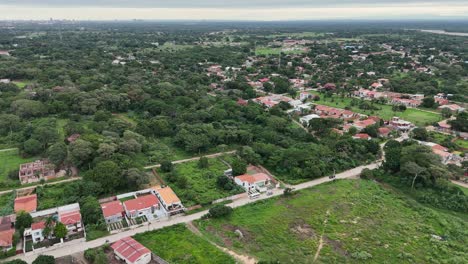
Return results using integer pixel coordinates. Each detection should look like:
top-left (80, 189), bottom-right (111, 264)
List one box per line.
top-left (419, 29), bottom-right (468, 37)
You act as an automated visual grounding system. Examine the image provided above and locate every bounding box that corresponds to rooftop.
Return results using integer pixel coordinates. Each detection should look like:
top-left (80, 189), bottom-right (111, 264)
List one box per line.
top-left (112, 237), bottom-right (151, 263)
top-left (124, 194), bottom-right (159, 212)
top-left (101, 200), bottom-right (124, 218)
top-left (14, 194), bottom-right (37, 213)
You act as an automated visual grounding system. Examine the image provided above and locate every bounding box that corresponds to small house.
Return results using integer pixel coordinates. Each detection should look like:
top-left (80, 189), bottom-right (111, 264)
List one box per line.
top-left (123, 194), bottom-right (159, 219)
top-left (101, 200), bottom-right (124, 224)
top-left (111, 237), bottom-right (151, 264)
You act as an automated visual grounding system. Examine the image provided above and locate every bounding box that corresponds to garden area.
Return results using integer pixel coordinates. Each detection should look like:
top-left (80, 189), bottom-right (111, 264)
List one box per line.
top-left (195, 180), bottom-right (468, 263)
top-left (134, 224), bottom-right (235, 264)
top-left (255, 46), bottom-right (306, 55)
top-left (157, 157), bottom-right (243, 207)
top-left (309, 92), bottom-right (441, 126)
top-left (0, 192), bottom-right (14, 216)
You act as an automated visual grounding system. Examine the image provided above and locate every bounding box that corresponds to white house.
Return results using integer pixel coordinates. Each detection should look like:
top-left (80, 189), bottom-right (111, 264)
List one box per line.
top-left (152, 186), bottom-right (184, 214)
top-left (112, 237), bottom-right (151, 264)
top-left (58, 203), bottom-right (84, 236)
top-left (299, 114), bottom-right (320, 125)
top-left (234, 173), bottom-right (272, 193)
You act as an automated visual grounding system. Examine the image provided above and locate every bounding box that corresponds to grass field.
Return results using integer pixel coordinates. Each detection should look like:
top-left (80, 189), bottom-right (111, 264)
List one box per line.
top-left (267, 32), bottom-right (325, 38)
top-left (455, 139), bottom-right (468, 149)
top-left (157, 158), bottom-right (242, 207)
top-left (0, 149), bottom-right (37, 184)
top-left (255, 46), bottom-right (306, 55)
top-left (310, 93), bottom-right (441, 126)
top-left (195, 180), bottom-right (467, 263)
top-left (12, 81), bottom-right (30, 88)
top-left (134, 224), bottom-right (235, 264)
top-left (0, 192), bottom-right (14, 216)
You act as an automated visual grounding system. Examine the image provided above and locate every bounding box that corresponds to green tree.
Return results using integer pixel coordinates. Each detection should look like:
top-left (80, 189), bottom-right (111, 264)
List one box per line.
top-left (231, 158), bottom-right (247, 176)
top-left (32, 255), bottom-right (55, 264)
top-left (160, 160), bottom-right (173, 173)
top-left (198, 157), bottom-right (209, 169)
top-left (402, 161), bottom-right (426, 190)
top-left (15, 211), bottom-right (33, 234)
top-left (69, 139), bottom-right (94, 167)
top-left (86, 161), bottom-right (122, 193)
top-left (421, 97), bottom-right (436, 108)
top-left (411, 127), bottom-right (428, 141)
top-left (23, 138), bottom-right (42, 155)
top-left (441, 108), bottom-right (452, 118)
top-left (208, 205), bottom-right (233, 218)
top-left (81, 196), bottom-right (104, 226)
top-left (54, 222), bottom-right (67, 239)
top-left (47, 142), bottom-right (68, 167)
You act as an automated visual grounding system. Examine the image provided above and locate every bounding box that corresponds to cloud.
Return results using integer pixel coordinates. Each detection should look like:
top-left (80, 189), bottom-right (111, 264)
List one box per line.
top-left (0, 0), bottom-right (466, 8)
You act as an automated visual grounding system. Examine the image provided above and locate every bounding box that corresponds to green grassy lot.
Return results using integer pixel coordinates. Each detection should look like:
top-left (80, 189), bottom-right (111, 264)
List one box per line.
top-left (12, 81), bottom-right (30, 88)
top-left (0, 192), bottom-right (14, 216)
top-left (255, 46), bottom-right (306, 55)
top-left (455, 139), bottom-right (468, 149)
top-left (196, 180), bottom-right (467, 263)
top-left (310, 93), bottom-right (441, 126)
top-left (0, 149), bottom-right (37, 184)
top-left (134, 224), bottom-right (235, 264)
top-left (267, 32), bottom-right (325, 38)
top-left (157, 158), bottom-right (242, 207)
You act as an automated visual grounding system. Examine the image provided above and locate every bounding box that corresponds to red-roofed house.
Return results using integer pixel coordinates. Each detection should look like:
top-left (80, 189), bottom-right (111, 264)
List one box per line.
top-left (353, 118), bottom-right (377, 131)
top-left (30, 221), bottom-right (47, 243)
top-left (0, 229), bottom-right (14, 252)
top-left (234, 173), bottom-right (272, 193)
top-left (101, 200), bottom-right (124, 224)
top-left (353, 133), bottom-right (371, 140)
top-left (434, 97), bottom-right (449, 106)
top-left (14, 194), bottom-right (37, 213)
top-left (370, 82), bottom-right (382, 89)
top-left (438, 104), bottom-right (465, 113)
top-left (58, 209), bottom-right (83, 235)
top-left (378, 127), bottom-right (391, 138)
top-left (112, 237), bottom-right (151, 264)
top-left (123, 194), bottom-right (160, 219)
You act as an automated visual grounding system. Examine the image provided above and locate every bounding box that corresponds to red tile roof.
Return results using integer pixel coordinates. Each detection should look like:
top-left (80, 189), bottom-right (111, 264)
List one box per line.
top-left (0, 229), bottom-right (14, 247)
top-left (236, 173), bottom-right (270, 184)
top-left (14, 194), bottom-right (37, 213)
top-left (354, 133), bottom-right (371, 140)
top-left (31, 221), bottom-right (46, 230)
top-left (59, 210), bottom-right (82, 225)
top-left (124, 195), bottom-right (159, 212)
top-left (378, 127), bottom-right (391, 135)
top-left (101, 200), bottom-right (124, 218)
top-left (112, 237), bottom-right (151, 263)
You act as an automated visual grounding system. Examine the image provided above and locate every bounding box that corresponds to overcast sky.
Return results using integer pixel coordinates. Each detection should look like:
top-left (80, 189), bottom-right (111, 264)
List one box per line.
top-left (0, 0), bottom-right (467, 20)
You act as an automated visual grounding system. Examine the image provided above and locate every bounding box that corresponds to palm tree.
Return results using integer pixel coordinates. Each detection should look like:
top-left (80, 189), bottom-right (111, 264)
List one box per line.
top-left (42, 216), bottom-right (55, 240)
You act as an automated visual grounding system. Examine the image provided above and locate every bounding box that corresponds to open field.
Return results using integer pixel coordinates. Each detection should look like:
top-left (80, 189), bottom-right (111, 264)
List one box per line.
top-left (0, 149), bottom-right (37, 184)
top-left (310, 92), bottom-right (441, 126)
top-left (0, 192), bottom-right (14, 216)
top-left (455, 139), bottom-right (468, 149)
top-left (12, 81), bottom-right (30, 88)
top-left (267, 32), bottom-right (325, 38)
top-left (134, 224), bottom-right (235, 264)
top-left (255, 46), bottom-right (306, 55)
top-left (195, 180), bottom-right (468, 263)
top-left (157, 158), bottom-right (243, 207)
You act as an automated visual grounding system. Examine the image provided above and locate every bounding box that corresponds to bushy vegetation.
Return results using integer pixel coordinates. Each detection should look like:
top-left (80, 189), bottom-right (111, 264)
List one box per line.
top-left (134, 224), bottom-right (235, 263)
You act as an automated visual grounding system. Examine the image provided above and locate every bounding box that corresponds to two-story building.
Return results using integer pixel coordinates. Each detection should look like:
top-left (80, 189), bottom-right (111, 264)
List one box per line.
top-left (234, 173), bottom-right (272, 193)
top-left (123, 194), bottom-right (160, 219)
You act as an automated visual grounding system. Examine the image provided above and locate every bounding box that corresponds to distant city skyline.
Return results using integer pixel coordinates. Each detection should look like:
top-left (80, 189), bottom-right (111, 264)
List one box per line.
top-left (0, 1), bottom-right (467, 20)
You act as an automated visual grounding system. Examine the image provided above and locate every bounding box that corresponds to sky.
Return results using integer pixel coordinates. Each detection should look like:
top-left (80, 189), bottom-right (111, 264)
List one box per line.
top-left (0, 0), bottom-right (467, 20)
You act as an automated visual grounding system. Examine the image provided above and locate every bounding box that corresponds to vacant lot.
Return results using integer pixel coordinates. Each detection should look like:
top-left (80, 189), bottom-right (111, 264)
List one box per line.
top-left (196, 180), bottom-right (467, 263)
top-left (157, 158), bottom-right (242, 207)
top-left (310, 93), bottom-right (441, 126)
top-left (255, 46), bottom-right (306, 56)
top-left (134, 224), bottom-right (235, 264)
top-left (0, 148), bottom-right (37, 184)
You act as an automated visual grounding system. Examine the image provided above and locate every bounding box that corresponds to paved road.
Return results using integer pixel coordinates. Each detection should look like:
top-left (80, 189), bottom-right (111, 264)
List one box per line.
top-left (144, 150), bottom-right (236, 169)
top-left (11, 161), bottom-right (380, 263)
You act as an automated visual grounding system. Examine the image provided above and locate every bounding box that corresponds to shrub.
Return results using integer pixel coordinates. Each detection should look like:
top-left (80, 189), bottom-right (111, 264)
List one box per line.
top-left (160, 160), bottom-right (173, 172)
top-left (351, 251), bottom-right (373, 260)
top-left (208, 205), bottom-right (233, 218)
top-left (32, 255), bottom-right (55, 264)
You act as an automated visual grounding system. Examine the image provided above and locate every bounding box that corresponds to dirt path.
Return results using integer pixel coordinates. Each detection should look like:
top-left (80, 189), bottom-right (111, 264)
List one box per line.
top-left (144, 150), bottom-right (236, 169)
top-left (313, 210), bottom-right (331, 263)
top-left (0, 177), bottom-right (81, 195)
top-left (0, 147), bottom-right (18, 152)
top-left (186, 222), bottom-right (257, 264)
